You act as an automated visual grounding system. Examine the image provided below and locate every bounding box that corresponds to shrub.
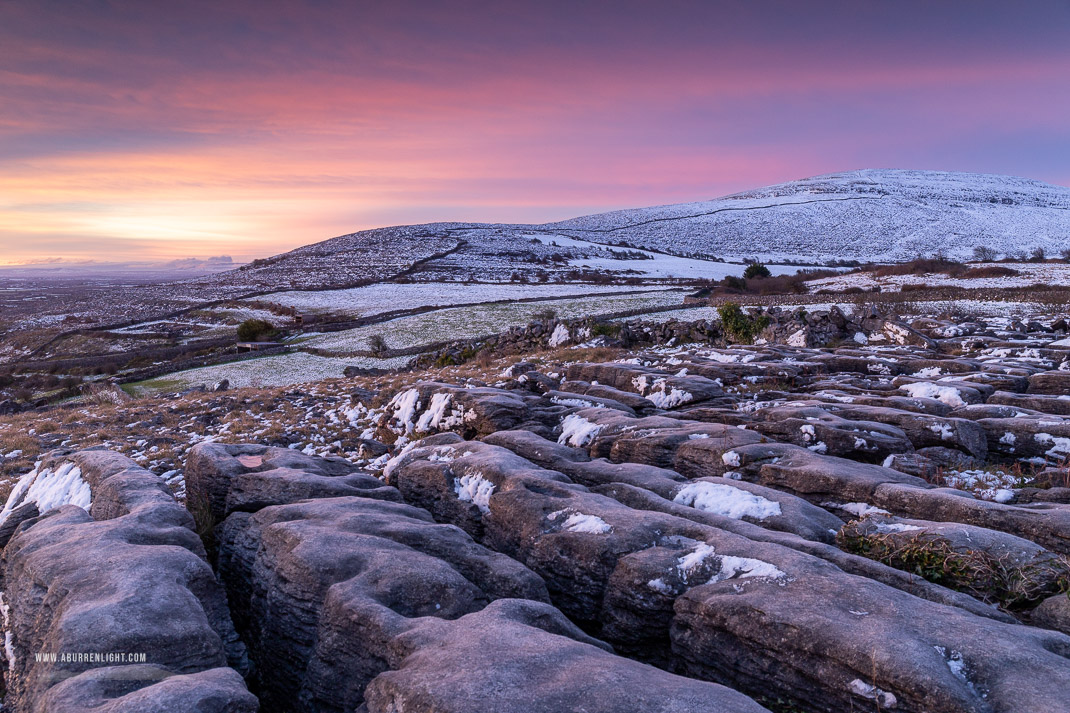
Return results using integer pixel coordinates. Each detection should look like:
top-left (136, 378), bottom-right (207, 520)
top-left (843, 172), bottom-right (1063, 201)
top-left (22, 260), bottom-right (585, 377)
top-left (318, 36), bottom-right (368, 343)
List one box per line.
top-left (720, 276), bottom-right (747, 291)
top-left (367, 334), bottom-right (388, 356)
top-left (236, 318), bottom-right (276, 342)
top-left (717, 302), bottom-right (769, 344)
top-left (871, 258), bottom-right (964, 277)
top-left (743, 262), bottom-right (772, 279)
top-left (971, 245), bottom-right (998, 262)
top-left (589, 322), bottom-right (622, 338)
top-left (1030, 247), bottom-right (1047, 262)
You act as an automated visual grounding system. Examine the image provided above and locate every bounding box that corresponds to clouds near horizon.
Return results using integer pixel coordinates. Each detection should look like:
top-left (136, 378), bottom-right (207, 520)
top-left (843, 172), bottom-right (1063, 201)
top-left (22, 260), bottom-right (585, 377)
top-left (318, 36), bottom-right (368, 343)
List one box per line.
top-left (2, 0), bottom-right (1068, 263)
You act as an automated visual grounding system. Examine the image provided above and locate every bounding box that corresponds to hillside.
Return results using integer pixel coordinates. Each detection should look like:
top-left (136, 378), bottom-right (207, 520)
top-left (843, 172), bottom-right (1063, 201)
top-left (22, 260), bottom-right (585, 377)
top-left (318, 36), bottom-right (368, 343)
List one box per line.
top-left (203, 169), bottom-right (1070, 289)
top-left (550, 169), bottom-right (1070, 262)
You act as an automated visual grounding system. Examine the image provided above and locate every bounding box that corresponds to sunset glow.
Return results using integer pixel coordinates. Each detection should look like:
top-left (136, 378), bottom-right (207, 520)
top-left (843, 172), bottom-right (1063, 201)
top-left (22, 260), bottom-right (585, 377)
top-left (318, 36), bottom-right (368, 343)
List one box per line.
top-left (2, 0), bottom-right (1068, 264)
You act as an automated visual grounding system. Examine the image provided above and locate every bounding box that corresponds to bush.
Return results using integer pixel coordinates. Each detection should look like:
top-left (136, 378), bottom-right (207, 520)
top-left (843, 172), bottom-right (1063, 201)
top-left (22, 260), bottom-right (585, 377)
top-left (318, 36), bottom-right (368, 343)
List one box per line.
top-left (743, 262), bottom-right (772, 279)
top-left (367, 334), bottom-right (388, 356)
top-left (589, 322), bottom-right (622, 338)
top-left (717, 302), bottom-right (769, 344)
top-left (871, 258), bottom-right (964, 277)
top-left (971, 246), bottom-right (999, 262)
top-left (1030, 247), bottom-right (1047, 262)
top-left (236, 319), bottom-right (277, 342)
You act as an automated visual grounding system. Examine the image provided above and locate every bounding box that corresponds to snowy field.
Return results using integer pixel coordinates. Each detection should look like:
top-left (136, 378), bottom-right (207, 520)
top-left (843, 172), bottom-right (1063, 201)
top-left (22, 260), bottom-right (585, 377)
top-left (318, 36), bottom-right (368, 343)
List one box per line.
top-left (528, 233), bottom-right (803, 279)
top-left (113, 306), bottom-right (287, 336)
top-left (126, 352), bottom-right (413, 395)
top-left (300, 290), bottom-right (687, 354)
top-left (251, 282), bottom-right (671, 317)
top-left (806, 262), bottom-right (1070, 293)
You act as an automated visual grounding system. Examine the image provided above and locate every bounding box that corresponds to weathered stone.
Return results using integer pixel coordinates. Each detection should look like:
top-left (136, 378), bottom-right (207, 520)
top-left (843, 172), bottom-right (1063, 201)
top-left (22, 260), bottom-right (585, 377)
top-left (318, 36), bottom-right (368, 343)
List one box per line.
top-left (0, 450), bottom-right (251, 713)
top-left (361, 599), bottom-right (769, 713)
top-left (1028, 371), bottom-right (1070, 394)
top-left (392, 440), bottom-right (1070, 713)
top-left (217, 494), bottom-right (548, 712)
top-left (839, 515), bottom-right (1070, 606)
top-left (1032, 593), bottom-right (1070, 635)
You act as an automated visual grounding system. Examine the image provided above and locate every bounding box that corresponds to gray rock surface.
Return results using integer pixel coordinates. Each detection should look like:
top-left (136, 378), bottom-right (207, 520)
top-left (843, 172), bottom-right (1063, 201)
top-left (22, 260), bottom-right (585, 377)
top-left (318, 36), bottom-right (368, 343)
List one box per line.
top-left (0, 450), bottom-right (252, 713)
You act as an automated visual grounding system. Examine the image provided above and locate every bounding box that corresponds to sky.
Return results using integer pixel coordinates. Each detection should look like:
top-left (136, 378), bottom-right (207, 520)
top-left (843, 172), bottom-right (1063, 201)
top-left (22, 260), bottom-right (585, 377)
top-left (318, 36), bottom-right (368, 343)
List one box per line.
top-left (2, 0), bottom-right (1068, 265)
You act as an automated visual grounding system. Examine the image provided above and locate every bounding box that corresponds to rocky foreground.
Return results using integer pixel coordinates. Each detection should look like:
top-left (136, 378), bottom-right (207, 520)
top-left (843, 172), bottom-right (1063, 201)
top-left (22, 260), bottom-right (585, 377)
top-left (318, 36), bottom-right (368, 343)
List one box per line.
top-left (2, 309), bottom-right (1070, 712)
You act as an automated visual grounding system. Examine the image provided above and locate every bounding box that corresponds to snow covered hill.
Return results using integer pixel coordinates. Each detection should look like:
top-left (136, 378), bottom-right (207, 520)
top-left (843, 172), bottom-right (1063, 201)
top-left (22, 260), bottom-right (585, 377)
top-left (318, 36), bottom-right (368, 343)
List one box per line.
top-left (548, 169), bottom-right (1070, 262)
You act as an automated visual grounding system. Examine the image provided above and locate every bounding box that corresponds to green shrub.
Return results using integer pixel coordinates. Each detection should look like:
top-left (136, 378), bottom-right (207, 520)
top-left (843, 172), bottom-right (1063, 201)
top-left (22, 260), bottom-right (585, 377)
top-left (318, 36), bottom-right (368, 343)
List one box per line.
top-left (589, 322), bottom-right (622, 338)
top-left (236, 318), bottom-right (276, 342)
top-left (717, 303), bottom-right (769, 344)
top-left (743, 262), bottom-right (772, 279)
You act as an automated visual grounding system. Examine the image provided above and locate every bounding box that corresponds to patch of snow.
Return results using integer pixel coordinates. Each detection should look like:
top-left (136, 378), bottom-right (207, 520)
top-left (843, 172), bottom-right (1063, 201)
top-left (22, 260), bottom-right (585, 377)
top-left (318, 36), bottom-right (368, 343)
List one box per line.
top-left (453, 473), bottom-right (495, 514)
top-left (0, 462), bottom-right (92, 525)
top-left (548, 323), bottom-right (571, 347)
top-left (557, 414), bottom-right (604, 447)
top-left (550, 509), bottom-right (612, 534)
top-left (673, 482), bottom-right (782, 521)
top-left (928, 422), bottom-right (955, 440)
top-left (710, 554), bottom-right (786, 583)
top-left (387, 389), bottom-right (421, 434)
top-left (836, 502), bottom-right (891, 518)
top-left (899, 382), bottom-right (966, 408)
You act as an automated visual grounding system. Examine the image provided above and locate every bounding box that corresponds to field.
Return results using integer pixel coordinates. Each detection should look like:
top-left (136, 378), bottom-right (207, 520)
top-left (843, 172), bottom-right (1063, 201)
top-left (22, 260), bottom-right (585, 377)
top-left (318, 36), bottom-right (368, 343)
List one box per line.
top-left (252, 282), bottom-right (672, 317)
top-left (299, 289), bottom-right (689, 355)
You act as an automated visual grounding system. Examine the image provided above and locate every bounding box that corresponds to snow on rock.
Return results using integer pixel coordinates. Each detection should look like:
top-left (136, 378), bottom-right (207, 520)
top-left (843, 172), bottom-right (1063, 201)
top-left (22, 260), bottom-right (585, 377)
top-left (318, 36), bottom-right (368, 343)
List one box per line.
top-left (548, 323), bottom-right (571, 347)
top-left (676, 542), bottom-right (717, 581)
top-left (1034, 432), bottom-right (1070, 459)
top-left (453, 472), bottom-right (495, 514)
top-left (722, 451), bottom-right (742, 467)
top-left (833, 502), bottom-right (892, 519)
top-left (415, 392), bottom-right (454, 432)
top-left (386, 389), bottom-right (421, 434)
top-left (557, 414), bottom-right (604, 447)
top-left (941, 469), bottom-right (1025, 501)
top-left (710, 554), bottom-right (787, 583)
top-left (928, 422), bottom-right (955, 440)
top-left (631, 375), bottom-right (694, 409)
top-left (0, 462), bottom-right (92, 525)
top-left (550, 395), bottom-right (596, 408)
top-left (898, 382), bottom-right (966, 408)
top-left (549, 509), bottom-right (612, 534)
top-left (673, 482), bottom-right (782, 521)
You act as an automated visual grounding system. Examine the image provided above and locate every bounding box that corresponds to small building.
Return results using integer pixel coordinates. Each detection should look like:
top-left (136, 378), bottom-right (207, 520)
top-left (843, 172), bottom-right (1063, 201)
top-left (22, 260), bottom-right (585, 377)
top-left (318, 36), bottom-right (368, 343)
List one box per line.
top-left (236, 341), bottom-right (284, 353)
top-left (294, 312), bottom-right (319, 326)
